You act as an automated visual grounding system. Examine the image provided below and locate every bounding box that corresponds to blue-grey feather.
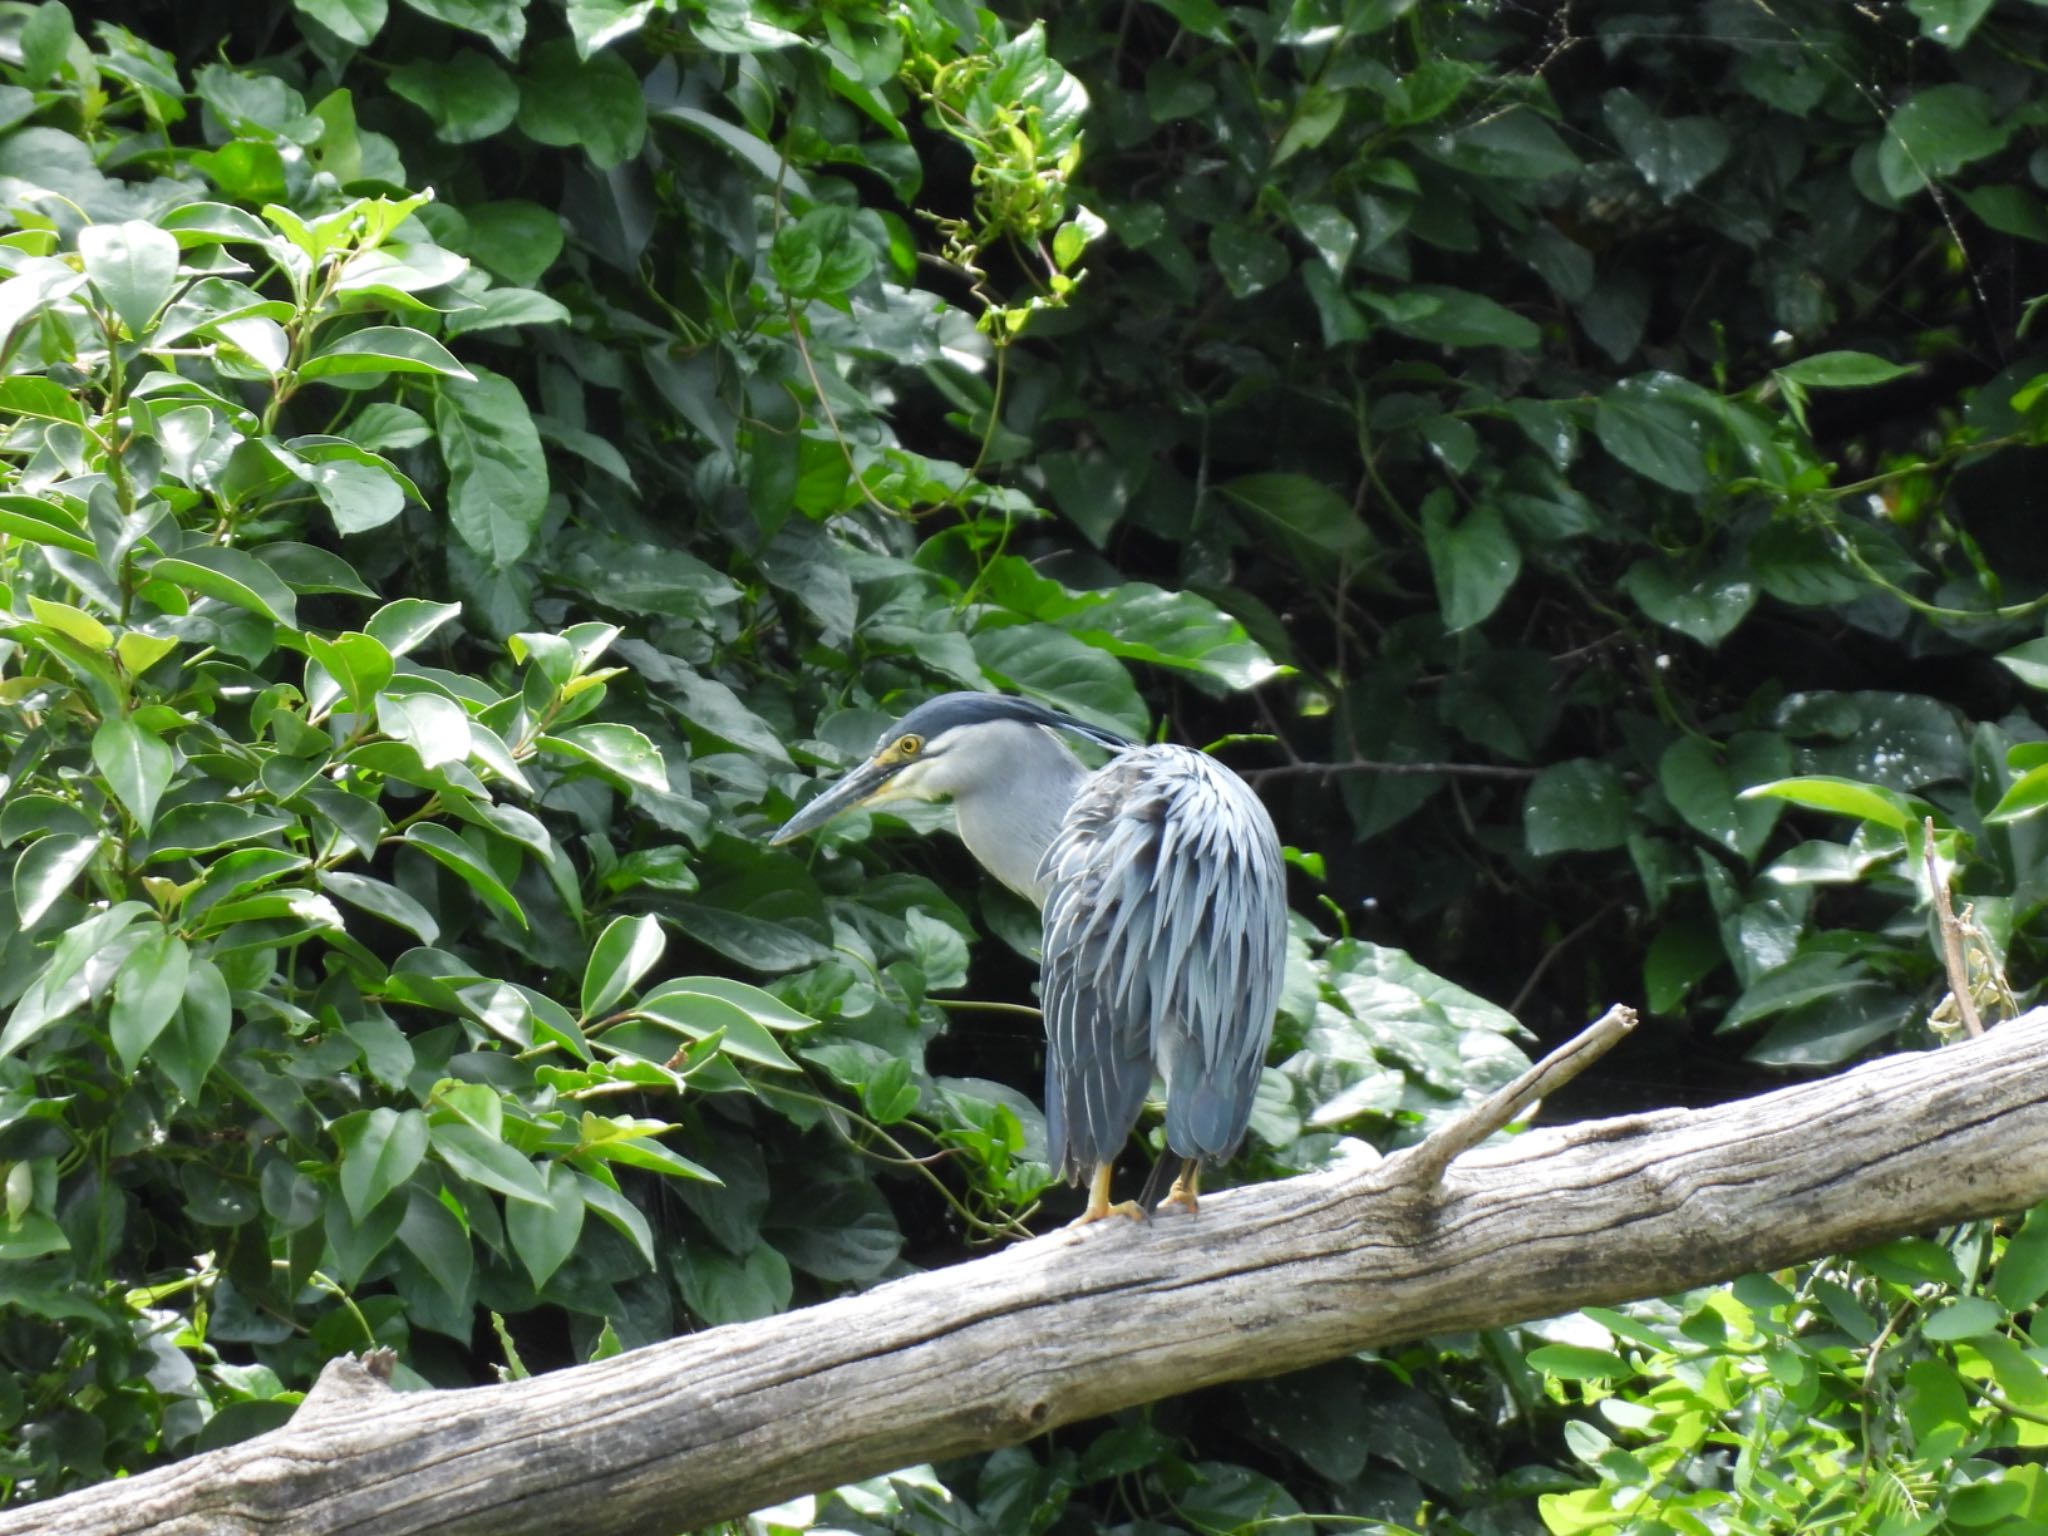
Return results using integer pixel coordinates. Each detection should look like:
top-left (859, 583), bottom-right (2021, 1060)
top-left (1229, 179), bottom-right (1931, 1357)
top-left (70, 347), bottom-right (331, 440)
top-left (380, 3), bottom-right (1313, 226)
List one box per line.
top-left (1037, 744), bottom-right (1287, 1181)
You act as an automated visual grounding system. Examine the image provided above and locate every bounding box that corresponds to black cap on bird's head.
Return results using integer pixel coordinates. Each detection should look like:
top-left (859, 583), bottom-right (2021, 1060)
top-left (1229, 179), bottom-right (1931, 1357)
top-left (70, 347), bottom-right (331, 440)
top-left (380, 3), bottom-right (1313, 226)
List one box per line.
top-left (770, 691), bottom-right (1130, 844)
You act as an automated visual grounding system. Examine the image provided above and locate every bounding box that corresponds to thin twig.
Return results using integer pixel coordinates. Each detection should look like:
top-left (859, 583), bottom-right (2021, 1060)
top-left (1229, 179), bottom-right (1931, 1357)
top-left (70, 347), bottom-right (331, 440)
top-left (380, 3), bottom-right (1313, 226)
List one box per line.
top-left (1242, 759), bottom-right (1539, 785)
top-left (1400, 1004), bottom-right (1640, 1188)
top-left (1924, 817), bottom-right (1983, 1039)
top-left (1509, 902), bottom-right (1618, 1018)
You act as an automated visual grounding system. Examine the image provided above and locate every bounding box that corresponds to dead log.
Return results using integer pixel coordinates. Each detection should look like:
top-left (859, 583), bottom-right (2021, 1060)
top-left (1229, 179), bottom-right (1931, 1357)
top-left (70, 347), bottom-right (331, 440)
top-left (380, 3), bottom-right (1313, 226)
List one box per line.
top-left (10, 1008), bottom-right (2048, 1536)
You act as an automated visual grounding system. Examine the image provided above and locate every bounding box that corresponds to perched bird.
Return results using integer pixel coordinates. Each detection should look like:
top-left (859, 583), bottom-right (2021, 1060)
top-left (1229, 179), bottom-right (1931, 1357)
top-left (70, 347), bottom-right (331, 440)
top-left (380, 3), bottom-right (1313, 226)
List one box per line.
top-left (771, 693), bottom-right (1287, 1223)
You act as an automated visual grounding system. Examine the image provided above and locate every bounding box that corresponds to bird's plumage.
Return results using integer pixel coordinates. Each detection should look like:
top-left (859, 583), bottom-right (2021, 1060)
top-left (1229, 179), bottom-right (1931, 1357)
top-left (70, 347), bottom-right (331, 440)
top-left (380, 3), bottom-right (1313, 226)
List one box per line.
top-left (1038, 745), bottom-right (1288, 1182)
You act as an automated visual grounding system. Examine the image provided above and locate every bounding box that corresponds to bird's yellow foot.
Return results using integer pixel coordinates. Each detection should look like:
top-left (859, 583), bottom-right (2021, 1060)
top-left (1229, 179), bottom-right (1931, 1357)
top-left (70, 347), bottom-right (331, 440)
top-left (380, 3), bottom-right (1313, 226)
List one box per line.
top-left (1068, 1198), bottom-right (1146, 1227)
top-left (1157, 1165), bottom-right (1201, 1215)
top-left (1067, 1163), bottom-right (1146, 1227)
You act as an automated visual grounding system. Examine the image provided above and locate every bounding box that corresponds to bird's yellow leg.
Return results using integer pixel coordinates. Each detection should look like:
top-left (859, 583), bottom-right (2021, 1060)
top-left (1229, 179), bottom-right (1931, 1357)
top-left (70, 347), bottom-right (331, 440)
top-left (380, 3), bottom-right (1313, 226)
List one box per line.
top-left (1158, 1160), bottom-right (1201, 1215)
top-left (1069, 1163), bottom-right (1145, 1226)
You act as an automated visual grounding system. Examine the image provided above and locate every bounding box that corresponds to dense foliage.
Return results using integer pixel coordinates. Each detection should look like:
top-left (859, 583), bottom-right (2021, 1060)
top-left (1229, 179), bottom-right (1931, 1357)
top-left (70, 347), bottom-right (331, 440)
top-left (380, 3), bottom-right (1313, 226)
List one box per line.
top-left (4, 0), bottom-right (2048, 1531)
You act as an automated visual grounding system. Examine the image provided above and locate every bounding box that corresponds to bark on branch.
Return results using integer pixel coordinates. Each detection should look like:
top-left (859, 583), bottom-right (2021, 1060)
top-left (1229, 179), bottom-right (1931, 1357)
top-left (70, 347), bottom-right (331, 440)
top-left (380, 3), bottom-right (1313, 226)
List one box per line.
top-left (13, 1010), bottom-right (2048, 1536)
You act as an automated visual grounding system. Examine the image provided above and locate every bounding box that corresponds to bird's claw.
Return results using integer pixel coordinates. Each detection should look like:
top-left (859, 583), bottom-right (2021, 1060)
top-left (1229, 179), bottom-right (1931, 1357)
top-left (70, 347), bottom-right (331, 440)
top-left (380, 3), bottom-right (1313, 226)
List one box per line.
top-left (1068, 1198), bottom-right (1146, 1228)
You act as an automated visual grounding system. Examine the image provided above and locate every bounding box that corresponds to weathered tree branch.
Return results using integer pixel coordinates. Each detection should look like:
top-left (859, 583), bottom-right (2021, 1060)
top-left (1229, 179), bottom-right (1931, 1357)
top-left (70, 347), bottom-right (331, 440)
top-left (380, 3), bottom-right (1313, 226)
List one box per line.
top-left (13, 1010), bottom-right (2048, 1536)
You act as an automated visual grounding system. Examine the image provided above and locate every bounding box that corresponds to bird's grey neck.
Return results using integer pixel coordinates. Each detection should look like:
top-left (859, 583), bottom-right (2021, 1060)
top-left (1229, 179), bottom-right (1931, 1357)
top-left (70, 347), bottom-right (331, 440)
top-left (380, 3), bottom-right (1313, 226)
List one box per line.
top-left (950, 725), bottom-right (1091, 907)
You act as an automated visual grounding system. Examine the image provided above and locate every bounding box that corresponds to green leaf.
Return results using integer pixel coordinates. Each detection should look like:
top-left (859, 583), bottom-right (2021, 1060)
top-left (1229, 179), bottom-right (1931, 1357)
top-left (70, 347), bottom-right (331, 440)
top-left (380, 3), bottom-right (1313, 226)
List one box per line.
top-left (1, 905), bottom-right (149, 1056)
top-left (1994, 1204), bottom-right (2048, 1312)
top-left (1995, 637), bottom-right (2048, 692)
top-left (1621, 559), bottom-right (1756, 647)
top-left (318, 871), bottom-right (441, 945)
top-left (1961, 183), bottom-right (2048, 244)
top-left (1739, 775), bottom-right (1920, 833)
top-left (117, 632), bottom-right (178, 676)
top-left (0, 1212), bottom-right (69, 1261)
top-left (92, 715), bottom-right (174, 834)
top-left (675, 1242), bottom-right (791, 1326)
top-left (1420, 491), bottom-right (1520, 632)
top-left (1719, 952), bottom-right (1869, 1032)
top-left (1437, 106), bottom-right (1580, 179)
top-left (257, 541), bottom-right (380, 597)
top-left (1745, 988), bottom-right (1911, 1067)
top-left (970, 623), bottom-right (1148, 739)
top-left (1209, 222), bottom-right (1290, 298)
top-left (505, 1161), bottom-right (583, 1287)
top-left (1658, 733), bottom-right (1789, 862)
top-left (454, 200), bottom-right (566, 287)
top-left (1923, 1295), bottom-right (2005, 1342)
top-left (0, 494), bottom-right (94, 556)
top-left (293, 0), bottom-right (388, 47)
top-left (633, 984), bottom-right (801, 1071)
top-left (1603, 89), bottom-right (1730, 204)
top-left (400, 0), bottom-right (524, 55)
top-left (429, 1120), bottom-right (553, 1207)
top-left (296, 447), bottom-right (414, 537)
top-left (390, 48), bottom-right (519, 143)
top-left (1524, 760), bottom-right (1630, 855)
top-left (150, 545), bottom-right (300, 629)
top-left (367, 597), bottom-right (463, 657)
top-left (1643, 919), bottom-right (1723, 1014)
top-left (1527, 1344), bottom-right (1630, 1381)
top-left (1775, 351), bottom-right (1916, 389)
top-left (0, 376), bottom-right (87, 428)
top-left (334, 1107), bottom-right (429, 1222)
top-left (1364, 284), bottom-right (1541, 350)
top-left (443, 286), bottom-right (571, 337)
top-left (156, 958), bottom-right (230, 1100)
top-left (769, 207), bottom-right (874, 302)
top-left (437, 368), bottom-right (547, 566)
top-left (979, 558), bottom-right (1277, 690)
top-left (1878, 83), bottom-right (2011, 201)
top-left (109, 930), bottom-right (190, 1072)
top-left (145, 802), bottom-right (292, 861)
top-left (660, 976), bottom-right (818, 1032)
top-left (27, 594), bottom-right (112, 650)
top-left (861, 1056), bottom-right (920, 1124)
top-left (1856, 1236), bottom-right (1965, 1289)
top-left (1596, 376), bottom-right (1708, 493)
top-left (536, 722), bottom-right (668, 793)
top-left (299, 326), bottom-right (474, 383)
top-left (653, 103), bottom-right (807, 194)
top-left (582, 913), bottom-right (666, 1019)
top-left (375, 691), bottom-right (471, 769)
top-left (1217, 473), bottom-right (1368, 555)
top-left (18, 1), bottom-right (76, 85)
top-left (1988, 764), bottom-right (2048, 823)
top-left (402, 822), bottom-right (528, 928)
top-left (14, 831), bottom-right (100, 929)
top-left (515, 39), bottom-right (647, 169)
top-left (78, 219), bottom-right (180, 337)
top-left (397, 1184), bottom-right (472, 1305)
top-left (322, 1188), bottom-right (404, 1289)
top-left (307, 631), bottom-right (395, 714)
top-left (1909, 0), bottom-right (1994, 48)
top-left (767, 1179), bottom-right (901, 1281)
top-left (576, 1171), bottom-right (654, 1268)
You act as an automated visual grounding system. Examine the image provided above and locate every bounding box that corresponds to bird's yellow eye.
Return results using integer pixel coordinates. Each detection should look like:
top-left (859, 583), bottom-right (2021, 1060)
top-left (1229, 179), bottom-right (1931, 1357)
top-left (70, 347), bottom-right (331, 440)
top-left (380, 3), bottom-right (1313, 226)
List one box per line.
top-left (897, 734), bottom-right (923, 757)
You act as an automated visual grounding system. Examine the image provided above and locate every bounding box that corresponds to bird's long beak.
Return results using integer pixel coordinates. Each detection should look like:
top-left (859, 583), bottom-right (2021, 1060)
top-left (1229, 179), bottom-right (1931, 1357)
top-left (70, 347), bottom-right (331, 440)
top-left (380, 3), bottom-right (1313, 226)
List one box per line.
top-left (770, 756), bottom-right (900, 845)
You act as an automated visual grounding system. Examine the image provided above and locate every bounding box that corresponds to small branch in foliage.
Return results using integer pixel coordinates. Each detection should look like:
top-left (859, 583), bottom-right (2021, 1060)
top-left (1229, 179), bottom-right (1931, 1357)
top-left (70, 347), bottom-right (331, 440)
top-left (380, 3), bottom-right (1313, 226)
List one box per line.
top-left (1508, 902), bottom-right (1619, 1018)
top-left (1924, 817), bottom-right (1983, 1039)
top-left (1242, 759), bottom-right (1540, 785)
top-left (1400, 1004), bottom-right (1639, 1189)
